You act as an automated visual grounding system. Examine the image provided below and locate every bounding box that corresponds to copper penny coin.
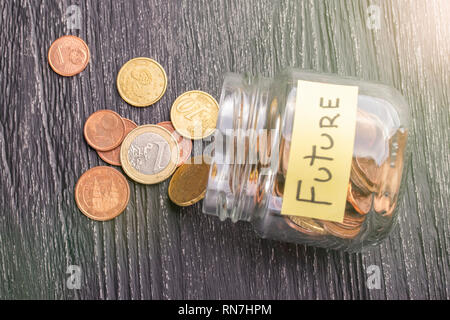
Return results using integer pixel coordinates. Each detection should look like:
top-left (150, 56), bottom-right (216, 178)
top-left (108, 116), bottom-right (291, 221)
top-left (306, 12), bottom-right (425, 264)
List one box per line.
top-left (157, 121), bottom-right (192, 167)
top-left (346, 183), bottom-right (373, 215)
top-left (285, 216), bottom-right (327, 236)
top-left (343, 208), bottom-right (366, 225)
top-left (374, 129), bottom-right (408, 217)
top-left (97, 118), bottom-right (138, 166)
top-left (75, 166), bottom-right (130, 221)
top-left (322, 221), bottom-right (362, 239)
top-left (84, 110), bottom-right (126, 152)
top-left (48, 35), bottom-right (90, 76)
top-left (354, 157), bottom-right (380, 187)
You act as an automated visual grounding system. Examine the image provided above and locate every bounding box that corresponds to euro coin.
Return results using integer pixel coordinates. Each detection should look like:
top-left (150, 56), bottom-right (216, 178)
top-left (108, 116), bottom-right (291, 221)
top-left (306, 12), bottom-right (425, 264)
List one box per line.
top-left (350, 158), bottom-right (376, 194)
top-left (75, 166), bottom-right (130, 221)
top-left (170, 90), bottom-right (219, 140)
top-left (346, 182), bottom-right (372, 215)
top-left (354, 157), bottom-right (380, 188)
top-left (97, 118), bottom-right (138, 166)
top-left (156, 121), bottom-right (192, 167)
top-left (374, 130), bottom-right (407, 216)
top-left (342, 209), bottom-right (366, 227)
top-left (48, 35), bottom-right (89, 76)
top-left (168, 155), bottom-right (210, 206)
top-left (117, 57), bottom-right (167, 107)
top-left (322, 221), bottom-right (362, 239)
top-left (84, 110), bottom-right (126, 151)
top-left (285, 216), bottom-right (327, 236)
top-left (120, 125), bottom-right (179, 184)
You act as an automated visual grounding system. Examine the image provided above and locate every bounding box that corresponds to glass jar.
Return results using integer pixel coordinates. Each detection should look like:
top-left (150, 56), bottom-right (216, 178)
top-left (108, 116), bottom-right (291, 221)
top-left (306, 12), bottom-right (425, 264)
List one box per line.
top-left (202, 69), bottom-right (409, 252)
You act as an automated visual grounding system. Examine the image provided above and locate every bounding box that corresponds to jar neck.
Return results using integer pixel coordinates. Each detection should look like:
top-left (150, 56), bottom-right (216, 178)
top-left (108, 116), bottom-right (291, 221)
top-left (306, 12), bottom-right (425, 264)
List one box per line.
top-left (203, 73), bottom-right (280, 223)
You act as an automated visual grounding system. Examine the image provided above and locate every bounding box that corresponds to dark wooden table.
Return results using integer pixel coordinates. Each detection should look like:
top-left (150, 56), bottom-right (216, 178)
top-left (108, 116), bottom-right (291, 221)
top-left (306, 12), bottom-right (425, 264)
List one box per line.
top-left (0, 0), bottom-right (448, 300)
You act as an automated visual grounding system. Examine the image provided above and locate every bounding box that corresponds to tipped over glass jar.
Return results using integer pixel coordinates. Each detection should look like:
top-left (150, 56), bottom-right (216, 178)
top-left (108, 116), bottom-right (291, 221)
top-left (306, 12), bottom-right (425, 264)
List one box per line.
top-left (203, 69), bottom-right (409, 252)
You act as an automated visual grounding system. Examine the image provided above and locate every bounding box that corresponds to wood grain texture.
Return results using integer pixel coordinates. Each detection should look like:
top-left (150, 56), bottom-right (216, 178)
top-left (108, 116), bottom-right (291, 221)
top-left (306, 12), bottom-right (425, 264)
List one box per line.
top-left (0, 0), bottom-right (448, 299)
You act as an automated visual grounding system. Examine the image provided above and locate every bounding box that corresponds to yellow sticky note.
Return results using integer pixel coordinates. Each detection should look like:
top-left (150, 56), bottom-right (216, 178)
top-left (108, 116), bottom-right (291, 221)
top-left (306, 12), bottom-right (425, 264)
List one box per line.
top-left (281, 80), bottom-right (358, 222)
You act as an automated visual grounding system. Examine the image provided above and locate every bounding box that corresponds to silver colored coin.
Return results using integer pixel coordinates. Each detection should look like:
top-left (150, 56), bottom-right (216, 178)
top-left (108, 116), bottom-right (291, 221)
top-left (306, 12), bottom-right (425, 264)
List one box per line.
top-left (128, 132), bottom-right (171, 175)
top-left (120, 125), bottom-right (179, 184)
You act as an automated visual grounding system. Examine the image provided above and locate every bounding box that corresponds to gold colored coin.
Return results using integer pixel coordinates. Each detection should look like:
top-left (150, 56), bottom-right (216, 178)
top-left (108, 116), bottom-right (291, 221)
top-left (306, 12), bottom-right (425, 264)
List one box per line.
top-left (168, 155), bottom-right (211, 206)
top-left (117, 57), bottom-right (167, 107)
top-left (170, 90), bottom-right (219, 140)
top-left (120, 125), bottom-right (179, 184)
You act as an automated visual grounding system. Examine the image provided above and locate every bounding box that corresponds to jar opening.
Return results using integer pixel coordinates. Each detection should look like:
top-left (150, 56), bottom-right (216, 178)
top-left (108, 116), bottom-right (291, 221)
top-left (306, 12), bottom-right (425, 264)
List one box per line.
top-left (202, 73), bottom-right (277, 222)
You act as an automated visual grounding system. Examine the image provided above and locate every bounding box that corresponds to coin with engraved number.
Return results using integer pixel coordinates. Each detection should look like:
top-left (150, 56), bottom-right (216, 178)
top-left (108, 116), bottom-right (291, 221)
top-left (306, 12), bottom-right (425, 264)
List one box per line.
top-left (97, 118), bottom-right (138, 166)
top-left (170, 90), bottom-right (219, 140)
top-left (48, 35), bottom-right (90, 76)
top-left (117, 57), bottom-right (167, 107)
top-left (75, 166), bottom-right (130, 221)
top-left (156, 121), bottom-right (192, 167)
top-left (84, 110), bottom-right (126, 151)
top-left (120, 125), bottom-right (179, 184)
top-left (168, 155), bottom-right (210, 206)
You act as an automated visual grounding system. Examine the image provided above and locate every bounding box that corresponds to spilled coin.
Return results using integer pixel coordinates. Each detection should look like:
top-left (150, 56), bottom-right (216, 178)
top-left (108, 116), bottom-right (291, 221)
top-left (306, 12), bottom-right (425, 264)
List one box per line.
top-left (84, 110), bottom-right (126, 151)
top-left (117, 57), bottom-right (167, 107)
top-left (170, 90), bottom-right (219, 140)
top-left (48, 35), bottom-right (90, 76)
top-left (168, 155), bottom-right (210, 206)
top-left (120, 125), bottom-right (179, 184)
top-left (97, 118), bottom-right (138, 166)
top-left (156, 121), bottom-right (193, 167)
top-left (75, 166), bottom-right (130, 221)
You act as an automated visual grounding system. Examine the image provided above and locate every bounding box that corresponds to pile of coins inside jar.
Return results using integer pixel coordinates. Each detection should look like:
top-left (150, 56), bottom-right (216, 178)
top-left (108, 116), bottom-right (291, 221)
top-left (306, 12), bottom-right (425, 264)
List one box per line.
top-left (279, 116), bottom-right (407, 241)
top-left (48, 35), bottom-right (214, 221)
